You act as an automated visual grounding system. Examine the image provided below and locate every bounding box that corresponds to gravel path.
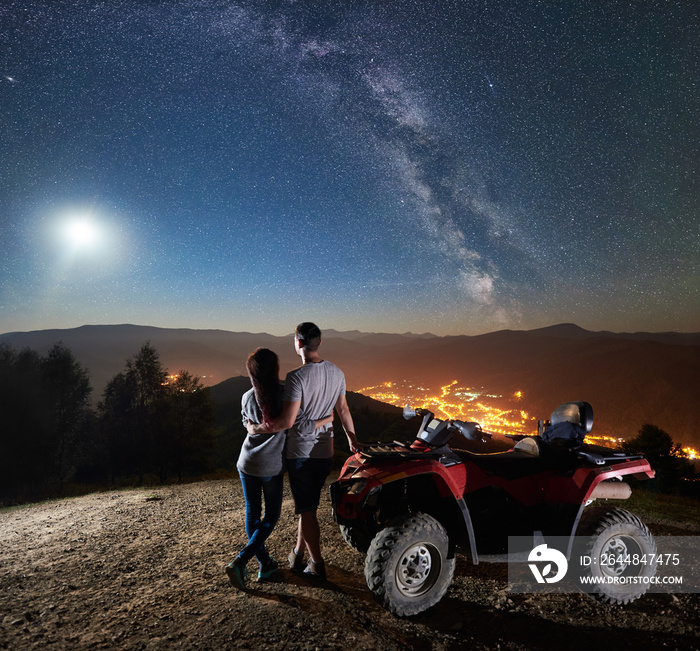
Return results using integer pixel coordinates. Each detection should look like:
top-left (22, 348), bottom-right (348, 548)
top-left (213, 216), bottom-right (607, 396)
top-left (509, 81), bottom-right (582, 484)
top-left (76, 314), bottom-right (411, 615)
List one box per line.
top-left (1, 478), bottom-right (699, 650)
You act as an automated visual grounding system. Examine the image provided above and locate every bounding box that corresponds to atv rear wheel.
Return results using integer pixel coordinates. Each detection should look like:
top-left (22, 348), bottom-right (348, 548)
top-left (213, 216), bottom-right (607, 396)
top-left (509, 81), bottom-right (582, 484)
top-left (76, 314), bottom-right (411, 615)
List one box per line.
top-left (575, 507), bottom-right (657, 605)
top-left (339, 524), bottom-right (374, 554)
top-left (364, 512), bottom-right (455, 616)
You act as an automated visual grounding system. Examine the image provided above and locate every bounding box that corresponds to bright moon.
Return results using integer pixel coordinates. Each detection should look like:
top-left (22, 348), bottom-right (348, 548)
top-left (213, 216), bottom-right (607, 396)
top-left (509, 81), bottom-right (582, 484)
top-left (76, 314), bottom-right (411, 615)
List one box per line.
top-left (47, 208), bottom-right (123, 272)
top-left (65, 218), bottom-right (99, 247)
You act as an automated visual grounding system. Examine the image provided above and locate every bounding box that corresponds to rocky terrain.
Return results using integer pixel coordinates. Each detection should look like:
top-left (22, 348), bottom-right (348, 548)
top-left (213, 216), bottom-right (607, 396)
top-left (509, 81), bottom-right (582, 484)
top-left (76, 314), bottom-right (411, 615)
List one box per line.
top-left (1, 478), bottom-right (699, 650)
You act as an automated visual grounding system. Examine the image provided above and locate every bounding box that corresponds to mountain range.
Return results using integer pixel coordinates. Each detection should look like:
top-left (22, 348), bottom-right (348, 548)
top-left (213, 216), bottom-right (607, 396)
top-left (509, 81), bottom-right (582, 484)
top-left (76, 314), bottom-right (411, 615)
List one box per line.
top-left (1, 323), bottom-right (698, 446)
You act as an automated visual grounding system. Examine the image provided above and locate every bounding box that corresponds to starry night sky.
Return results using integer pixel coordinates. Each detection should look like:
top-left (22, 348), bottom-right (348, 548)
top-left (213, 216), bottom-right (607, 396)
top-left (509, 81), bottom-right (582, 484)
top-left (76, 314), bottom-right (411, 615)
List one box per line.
top-left (1, 1), bottom-right (698, 336)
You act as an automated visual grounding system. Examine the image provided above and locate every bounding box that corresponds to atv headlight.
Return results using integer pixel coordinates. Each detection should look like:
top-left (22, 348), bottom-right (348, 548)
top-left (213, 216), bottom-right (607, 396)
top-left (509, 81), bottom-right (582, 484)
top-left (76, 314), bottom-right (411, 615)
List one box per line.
top-left (347, 479), bottom-right (368, 495)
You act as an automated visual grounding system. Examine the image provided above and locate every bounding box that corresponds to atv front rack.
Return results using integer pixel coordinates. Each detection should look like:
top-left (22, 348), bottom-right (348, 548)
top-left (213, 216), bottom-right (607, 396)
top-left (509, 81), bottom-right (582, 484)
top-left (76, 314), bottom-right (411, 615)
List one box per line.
top-left (360, 441), bottom-right (448, 461)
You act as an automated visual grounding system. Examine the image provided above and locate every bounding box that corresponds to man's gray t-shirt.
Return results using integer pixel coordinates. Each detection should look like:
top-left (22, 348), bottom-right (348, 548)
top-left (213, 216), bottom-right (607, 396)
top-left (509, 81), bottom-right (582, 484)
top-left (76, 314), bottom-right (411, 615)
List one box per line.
top-left (284, 360), bottom-right (346, 459)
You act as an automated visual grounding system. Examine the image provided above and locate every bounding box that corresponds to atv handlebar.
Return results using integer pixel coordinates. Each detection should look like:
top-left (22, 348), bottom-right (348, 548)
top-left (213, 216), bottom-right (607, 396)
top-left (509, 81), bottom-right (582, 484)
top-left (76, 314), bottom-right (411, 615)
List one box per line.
top-left (403, 405), bottom-right (492, 444)
top-left (402, 406), bottom-right (432, 420)
top-left (451, 420), bottom-right (490, 442)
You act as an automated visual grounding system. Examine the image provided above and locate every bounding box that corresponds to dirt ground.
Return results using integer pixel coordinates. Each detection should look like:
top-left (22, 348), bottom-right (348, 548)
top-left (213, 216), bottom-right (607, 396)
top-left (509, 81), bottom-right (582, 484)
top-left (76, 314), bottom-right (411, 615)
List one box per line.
top-left (1, 477), bottom-right (699, 650)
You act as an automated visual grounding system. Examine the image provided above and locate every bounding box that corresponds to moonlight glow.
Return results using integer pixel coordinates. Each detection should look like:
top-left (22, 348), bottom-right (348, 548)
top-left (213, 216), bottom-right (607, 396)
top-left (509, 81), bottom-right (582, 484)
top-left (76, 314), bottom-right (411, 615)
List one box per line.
top-left (47, 209), bottom-right (123, 273)
top-left (65, 219), bottom-right (99, 248)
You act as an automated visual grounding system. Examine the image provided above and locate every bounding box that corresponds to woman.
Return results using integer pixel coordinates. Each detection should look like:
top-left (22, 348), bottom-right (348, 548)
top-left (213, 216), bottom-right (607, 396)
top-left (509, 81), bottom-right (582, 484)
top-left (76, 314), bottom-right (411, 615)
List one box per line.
top-left (225, 348), bottom-right (330, 588)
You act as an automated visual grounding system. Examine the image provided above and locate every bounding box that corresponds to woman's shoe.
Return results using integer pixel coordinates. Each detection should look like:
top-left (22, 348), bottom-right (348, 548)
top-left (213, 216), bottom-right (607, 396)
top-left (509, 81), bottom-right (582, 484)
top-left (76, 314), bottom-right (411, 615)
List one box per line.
top-left (225, 558), bottom-right (248, 588)
top-left (303, 559), bottom-right (326, 581)
top-left (257, 558), bottom-right (279, 580)
top-left (288, 548), bottom-right (305, 572)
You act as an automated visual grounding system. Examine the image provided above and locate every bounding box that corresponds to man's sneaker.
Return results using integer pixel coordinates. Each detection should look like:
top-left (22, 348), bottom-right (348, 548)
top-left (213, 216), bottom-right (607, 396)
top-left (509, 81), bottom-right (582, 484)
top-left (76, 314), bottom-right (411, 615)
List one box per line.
top-left (257, 559), bottom-right (279, 581)
top-left (225, 559), bottom-right (248, 588)
top-left (288, 548), bottom-right (305, 572)
top-left (303, 560), bottom-right (327, 581)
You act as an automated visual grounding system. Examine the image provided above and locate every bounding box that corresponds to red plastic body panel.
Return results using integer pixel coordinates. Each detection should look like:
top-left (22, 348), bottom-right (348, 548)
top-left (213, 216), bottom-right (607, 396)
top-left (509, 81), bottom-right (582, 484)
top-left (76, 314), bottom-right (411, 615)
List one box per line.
top-left (335, 450), bottom-right (654, 512)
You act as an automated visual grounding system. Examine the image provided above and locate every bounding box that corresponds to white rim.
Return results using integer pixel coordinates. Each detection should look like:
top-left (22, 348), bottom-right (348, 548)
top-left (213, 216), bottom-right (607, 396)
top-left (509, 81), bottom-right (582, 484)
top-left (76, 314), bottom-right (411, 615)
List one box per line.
top-left (396, 543), bottom-right (441, 597)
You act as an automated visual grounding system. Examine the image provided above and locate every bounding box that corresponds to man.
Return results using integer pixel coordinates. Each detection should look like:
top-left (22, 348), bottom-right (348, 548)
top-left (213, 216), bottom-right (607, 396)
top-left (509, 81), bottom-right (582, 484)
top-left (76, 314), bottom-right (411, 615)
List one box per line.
top-left (246, 322), bottom-right (360, 580)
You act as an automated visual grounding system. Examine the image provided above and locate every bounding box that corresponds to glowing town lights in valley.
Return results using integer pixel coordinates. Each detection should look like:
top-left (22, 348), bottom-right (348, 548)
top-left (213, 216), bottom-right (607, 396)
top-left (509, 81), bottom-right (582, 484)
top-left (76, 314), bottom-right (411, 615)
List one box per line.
top-left (585, 434), bottom-right (624, 446)
top-left (585, 435), bottom-right (697, 459)
top-left (358, 380), bottom-right (535, 435)
top-left (357, 383), bottom-right (700, 457)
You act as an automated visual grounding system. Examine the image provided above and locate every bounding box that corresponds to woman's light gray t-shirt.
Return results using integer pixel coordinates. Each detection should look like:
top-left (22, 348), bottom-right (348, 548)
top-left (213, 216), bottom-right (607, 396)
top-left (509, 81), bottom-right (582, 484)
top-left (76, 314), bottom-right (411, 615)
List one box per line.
top-left (237, 386), bottom-right (286, 477)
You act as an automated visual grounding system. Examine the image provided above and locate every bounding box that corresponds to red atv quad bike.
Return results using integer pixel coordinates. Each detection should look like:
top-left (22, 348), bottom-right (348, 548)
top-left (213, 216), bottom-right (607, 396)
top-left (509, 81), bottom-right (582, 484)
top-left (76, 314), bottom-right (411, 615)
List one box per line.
top-left (330, 401), bottom-right (656, 616)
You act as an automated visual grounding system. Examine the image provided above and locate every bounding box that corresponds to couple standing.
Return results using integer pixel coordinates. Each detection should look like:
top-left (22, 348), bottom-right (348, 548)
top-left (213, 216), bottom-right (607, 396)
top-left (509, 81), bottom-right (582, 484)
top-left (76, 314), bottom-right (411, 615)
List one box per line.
top-left (226, 322), bottom-right (360, 588)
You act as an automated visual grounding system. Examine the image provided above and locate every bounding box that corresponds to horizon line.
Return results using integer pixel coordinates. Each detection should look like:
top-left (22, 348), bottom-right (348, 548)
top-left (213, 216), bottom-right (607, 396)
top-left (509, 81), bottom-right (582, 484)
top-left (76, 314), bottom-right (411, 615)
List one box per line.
top-left (2, 321), bottom-right (699, 339)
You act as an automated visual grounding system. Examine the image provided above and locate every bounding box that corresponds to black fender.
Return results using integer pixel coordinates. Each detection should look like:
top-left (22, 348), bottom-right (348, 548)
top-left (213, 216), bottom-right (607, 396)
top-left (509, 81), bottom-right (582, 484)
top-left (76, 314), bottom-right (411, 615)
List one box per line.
top-left (456, 496), bottom-right (479, 564)
top-left (376, 474), bottom-right (480, 564)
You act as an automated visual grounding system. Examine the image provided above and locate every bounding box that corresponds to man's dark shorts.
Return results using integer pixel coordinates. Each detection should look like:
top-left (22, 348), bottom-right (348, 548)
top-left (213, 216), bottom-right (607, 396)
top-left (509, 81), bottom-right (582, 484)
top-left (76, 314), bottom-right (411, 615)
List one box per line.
top-left (286, 457), bottom-right (333, 514)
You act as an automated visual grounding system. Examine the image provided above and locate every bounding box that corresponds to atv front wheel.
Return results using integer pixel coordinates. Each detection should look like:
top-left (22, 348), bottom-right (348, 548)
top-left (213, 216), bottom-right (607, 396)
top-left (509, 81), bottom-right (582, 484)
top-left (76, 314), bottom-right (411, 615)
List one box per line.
top-left (575, 507), bottom-right (657, 605)
top-left (364, 512), bottom-right (455, 616)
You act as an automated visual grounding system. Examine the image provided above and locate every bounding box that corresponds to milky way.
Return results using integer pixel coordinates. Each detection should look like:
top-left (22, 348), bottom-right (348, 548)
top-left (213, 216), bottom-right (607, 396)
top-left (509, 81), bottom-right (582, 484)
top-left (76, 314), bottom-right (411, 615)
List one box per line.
top-left (1, 1), bottom-right (698, 335)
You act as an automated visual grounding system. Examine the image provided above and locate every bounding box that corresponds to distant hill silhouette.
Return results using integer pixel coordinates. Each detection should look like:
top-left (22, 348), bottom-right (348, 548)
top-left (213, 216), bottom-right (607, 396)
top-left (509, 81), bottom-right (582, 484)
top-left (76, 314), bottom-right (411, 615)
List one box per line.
top-left (208, 375), bottom-right (402, 417)
top-left (514, 323), bottom-right (700, 346)
top-left (1, 323), bottom-right (698, 446)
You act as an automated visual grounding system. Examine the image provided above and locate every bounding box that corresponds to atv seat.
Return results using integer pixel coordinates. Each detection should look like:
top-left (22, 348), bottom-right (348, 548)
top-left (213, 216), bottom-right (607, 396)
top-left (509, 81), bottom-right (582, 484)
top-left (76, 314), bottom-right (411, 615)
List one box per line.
top-left (454, 448), bottom-right (550, 479)
top-left (454, 437), bottom-right (580, 479)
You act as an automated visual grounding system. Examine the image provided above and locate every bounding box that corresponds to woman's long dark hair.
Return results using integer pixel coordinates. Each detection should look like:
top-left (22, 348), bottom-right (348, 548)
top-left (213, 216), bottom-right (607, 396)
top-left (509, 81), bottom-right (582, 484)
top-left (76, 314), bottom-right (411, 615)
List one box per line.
top-left (246, 348), bottom-right (281, 427)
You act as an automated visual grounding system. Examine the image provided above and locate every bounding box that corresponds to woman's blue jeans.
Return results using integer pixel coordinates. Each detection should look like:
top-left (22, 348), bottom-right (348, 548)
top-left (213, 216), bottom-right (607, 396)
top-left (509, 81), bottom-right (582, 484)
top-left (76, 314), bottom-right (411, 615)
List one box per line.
top-left (237, 471), bottom-right (283, 566)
